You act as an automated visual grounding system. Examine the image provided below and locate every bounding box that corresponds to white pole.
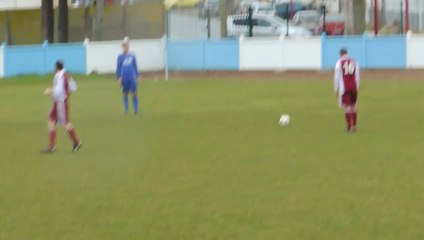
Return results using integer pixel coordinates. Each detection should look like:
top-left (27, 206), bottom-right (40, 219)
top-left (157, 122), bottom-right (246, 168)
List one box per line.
top-left (164, 35), bottom-right (169, 81)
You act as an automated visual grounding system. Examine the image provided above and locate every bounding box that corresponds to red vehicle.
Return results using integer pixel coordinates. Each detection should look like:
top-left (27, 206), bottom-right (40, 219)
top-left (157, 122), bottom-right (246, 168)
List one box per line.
top-left (314, 14), bottom-right (345, 35)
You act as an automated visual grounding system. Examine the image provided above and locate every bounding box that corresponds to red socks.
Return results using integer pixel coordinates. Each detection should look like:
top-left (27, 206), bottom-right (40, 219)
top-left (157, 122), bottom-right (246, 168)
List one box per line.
top-left (49, 130), bottom-right (56, 147)
top-left (345, 113), bottom-right (352, 130)
top-left (345, 112), bottom-right (358, 130)
top-left (67, 128), bottom-right (80, 145)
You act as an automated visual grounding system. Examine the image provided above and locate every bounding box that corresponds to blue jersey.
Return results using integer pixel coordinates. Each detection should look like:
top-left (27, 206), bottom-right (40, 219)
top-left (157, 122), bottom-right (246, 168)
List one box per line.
top-left (116, 53), bottom-right (140, 82)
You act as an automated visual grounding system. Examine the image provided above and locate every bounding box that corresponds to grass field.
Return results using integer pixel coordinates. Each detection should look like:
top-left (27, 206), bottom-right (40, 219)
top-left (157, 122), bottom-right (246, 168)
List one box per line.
top-left (1, 73), bottom-right (424, 240)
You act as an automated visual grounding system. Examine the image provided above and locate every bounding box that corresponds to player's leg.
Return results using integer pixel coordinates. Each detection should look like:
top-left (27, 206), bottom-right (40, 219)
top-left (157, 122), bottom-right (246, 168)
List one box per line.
top-left (131, 92), bottom-right (138, 114)
top-left (41, 104), bottom-right (58, 153)
top-left (351, 92), bottom-right (358, 130)
top-left (121, 81), bottom-right (130, 114)
top-left (131, 82), bottom-right (138, 114)
top-left (344, 105), bottom-right (353, 131)
top-left (352, 106), bottom-right (358, 127)
top-left (64, 122), bottom-right (82, 152)
top-left (123, 93), bottom-right (130, 114)
top-left (342, 92), bottom-right (353, 131)
top-left (60, 100), bottom-right (82, 151)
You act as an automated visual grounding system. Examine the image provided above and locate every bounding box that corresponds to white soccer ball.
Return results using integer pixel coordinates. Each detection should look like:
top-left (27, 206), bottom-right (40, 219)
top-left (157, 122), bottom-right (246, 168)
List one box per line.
top-left (279, 114), bottom-right (290, 126)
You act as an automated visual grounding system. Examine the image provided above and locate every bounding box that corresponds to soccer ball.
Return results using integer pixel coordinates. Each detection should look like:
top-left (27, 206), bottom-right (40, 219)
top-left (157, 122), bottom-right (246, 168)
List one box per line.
top-left (279, 114), bottom-right (290, 126)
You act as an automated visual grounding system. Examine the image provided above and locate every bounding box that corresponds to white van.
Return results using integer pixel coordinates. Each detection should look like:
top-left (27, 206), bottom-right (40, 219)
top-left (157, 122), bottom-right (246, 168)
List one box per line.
top-left (227, 14), bottom-right (312, 37)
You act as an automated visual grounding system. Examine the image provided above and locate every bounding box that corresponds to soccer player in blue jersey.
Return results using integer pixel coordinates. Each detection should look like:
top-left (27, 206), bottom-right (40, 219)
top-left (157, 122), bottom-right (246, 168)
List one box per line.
top-left (116, 38), bottom-right (141, 114)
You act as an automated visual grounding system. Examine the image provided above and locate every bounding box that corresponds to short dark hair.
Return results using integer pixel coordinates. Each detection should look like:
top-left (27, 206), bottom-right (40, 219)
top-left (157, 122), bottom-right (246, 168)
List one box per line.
top-left (56, 60), bottom-right (64, 70)
top-left (340, 48), bottom-right (348, 55)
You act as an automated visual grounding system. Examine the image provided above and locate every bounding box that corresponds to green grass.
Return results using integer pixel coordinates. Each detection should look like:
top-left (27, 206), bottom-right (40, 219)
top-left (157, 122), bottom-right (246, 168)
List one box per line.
top-left (1, 74), bottom-right (424, 240)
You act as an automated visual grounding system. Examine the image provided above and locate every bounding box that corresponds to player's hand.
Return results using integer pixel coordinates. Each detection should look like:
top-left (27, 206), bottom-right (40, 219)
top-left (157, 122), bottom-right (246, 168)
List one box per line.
top-left (117, 79), bottom-right (122, 86)
top-left (137, 77), bottom-right (142, 83)
top-left (335, 91), bottom-right (339, 97)
top-left (44, 88), bottom-right (52, 96)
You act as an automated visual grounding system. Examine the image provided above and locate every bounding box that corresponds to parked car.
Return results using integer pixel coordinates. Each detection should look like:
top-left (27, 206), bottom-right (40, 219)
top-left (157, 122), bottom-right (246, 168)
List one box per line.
top-left (199, 0), bottom-right (220, 18)
top-left (165, 0), bottom-right (200, 9)
top-left (239, 2), bottom-right (276, 16)
top-left (314, 14), bottom-right (345, 35)
top-left (292, 10), bottom-right (320, 31)
top-left (227, 14), bottom-right (312, 37)
top-left (275, 1), bottom-right (307, 19)
top-left (72, 0), bottom-right (95, 8)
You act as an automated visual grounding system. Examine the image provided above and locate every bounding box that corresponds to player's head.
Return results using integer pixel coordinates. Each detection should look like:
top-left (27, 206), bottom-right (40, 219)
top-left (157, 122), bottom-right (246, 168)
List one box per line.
top-left (122, 37), bottom-right (130, 54)
top-left (55, 60), bottom-right (64, 72)
top-left (340, 48), bottom-right (348, 57)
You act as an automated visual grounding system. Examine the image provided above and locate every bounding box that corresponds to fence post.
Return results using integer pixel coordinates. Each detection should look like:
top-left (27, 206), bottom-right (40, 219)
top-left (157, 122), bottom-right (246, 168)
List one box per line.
top-left (248, 7), bottom-right (253, 37)
top-left (321, 5), bottom-right (327, 34)
top-left (165, 10), bottom-right (170, 40)
top-left (373, 0), bottom-right (378, 35)
top-left (1, 42), bottom-right (6, 78)
top-left (321, 32), bottom-right (326, 70)
top-left (43, 40), bottom-right (49, 74)
top-left (163, 35), bottom-right (169, 81)
top-left (286, 4), bottom-right (289, 37)
top-left (239, 35), bottom-right (243, 70)
top-left (362, 33), bottom-right (368, 69)
top-left (405, 0), bottom-right (409, 33)
top-left (400, 0), bottom-right (404, 34)
top-left (84, 38), bottom-right (90, 75)
top-left (406, 31), bottom-right (412, 68)
top-left (207, 8), bottom-right (211, 39)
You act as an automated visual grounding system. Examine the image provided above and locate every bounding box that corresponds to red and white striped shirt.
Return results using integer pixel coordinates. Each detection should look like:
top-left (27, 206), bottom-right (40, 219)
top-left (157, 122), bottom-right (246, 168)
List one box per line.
top-left (52, 69), bottom-right (70, 102)
top-left (334, 55), bottom-right (360, 95)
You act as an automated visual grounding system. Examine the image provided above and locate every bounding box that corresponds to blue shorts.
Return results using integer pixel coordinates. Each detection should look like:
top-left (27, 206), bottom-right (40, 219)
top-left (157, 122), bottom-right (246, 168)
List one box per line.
top-left (122, 80), bottom-right (137, 93)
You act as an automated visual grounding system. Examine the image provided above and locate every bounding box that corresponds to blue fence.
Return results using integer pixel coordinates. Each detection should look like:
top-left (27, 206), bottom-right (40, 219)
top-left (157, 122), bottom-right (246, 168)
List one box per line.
top-left (0, 35), bottom-right (413, 78)
top-left (167, 40), bottom-right (239, 71)
top-left (322, 34), bottom-right (406, 69)
top-left (3, 42), bottom-right (86, 77)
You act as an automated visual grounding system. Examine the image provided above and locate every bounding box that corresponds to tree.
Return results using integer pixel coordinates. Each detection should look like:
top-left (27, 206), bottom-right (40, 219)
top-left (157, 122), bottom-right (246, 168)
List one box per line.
top-left (93, 0), bottom-right (104, 41)
top-left (342, 0), bottom-right (353, 34)
top-left (219, 0), bottom-right (235, 38)
top-left (84, 8), bottom-right (92, 38)
top-left (342, 0), bottom-right (365, 35)
top-left (41, 0), bottom-right (54, 43)
top-left (58, 0), bottom-right (69, 43)
top-left (122, 1), bottom-right (128, 37)
top-left (219, 0), bottom-right (227, 38)
top-left (353, 0), bottom-right (365, 34)
top-left (380, 0), bottom-right (387, 27)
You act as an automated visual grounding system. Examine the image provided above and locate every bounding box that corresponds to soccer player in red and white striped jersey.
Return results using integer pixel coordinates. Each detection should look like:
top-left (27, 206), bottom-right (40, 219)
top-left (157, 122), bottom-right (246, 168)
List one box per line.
top-left (41, 61), bottom-right (82, 153)
top-left (334, 48), bottom-right (360, 132)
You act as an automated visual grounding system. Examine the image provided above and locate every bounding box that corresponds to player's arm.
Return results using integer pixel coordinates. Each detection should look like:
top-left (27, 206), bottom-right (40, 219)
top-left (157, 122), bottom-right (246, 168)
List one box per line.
top-left (355, 61), bottom-right (360, 89)
top-left (116, 55), bottom-right (123, 83)
top-left (133, 55), bottom-right (141, 81)
top-left (334, 61), bottom-right (342, 95)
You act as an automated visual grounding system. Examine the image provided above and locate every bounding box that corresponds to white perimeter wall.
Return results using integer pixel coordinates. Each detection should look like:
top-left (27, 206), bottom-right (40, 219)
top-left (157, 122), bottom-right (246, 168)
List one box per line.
top-left (407, 34), bottom-right (424, 69)
top-left (0, 0), bottom-right (40, 10)
top-left (86, 38), bottom-right (165, 75)
top-left (240, 37), bottom-right (321, 70)
top-left (0, 45), bottom-right (4, 78)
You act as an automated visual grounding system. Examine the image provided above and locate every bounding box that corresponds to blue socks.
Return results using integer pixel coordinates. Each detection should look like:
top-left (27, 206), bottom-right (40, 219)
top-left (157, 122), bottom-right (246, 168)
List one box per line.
top-left (133, 95), bottom-right (139, 114)
top-left (123, 95), bottom-right (138, 114)
top-left (123, 95), bottom-right (129, 114)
